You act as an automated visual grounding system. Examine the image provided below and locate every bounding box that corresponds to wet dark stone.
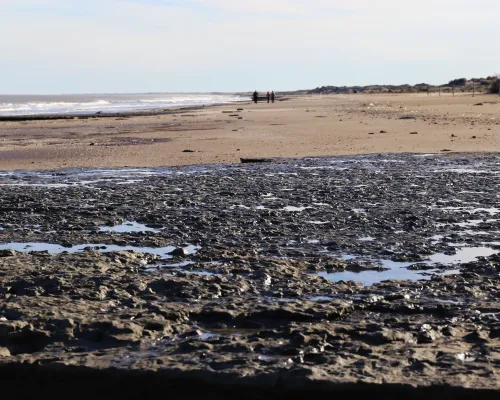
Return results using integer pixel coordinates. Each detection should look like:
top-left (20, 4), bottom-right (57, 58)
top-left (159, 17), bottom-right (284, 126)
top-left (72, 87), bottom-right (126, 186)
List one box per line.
top-left (171, 247), bottom-right (190, 257)
top-left (1, 153), bottom-right (500, 393)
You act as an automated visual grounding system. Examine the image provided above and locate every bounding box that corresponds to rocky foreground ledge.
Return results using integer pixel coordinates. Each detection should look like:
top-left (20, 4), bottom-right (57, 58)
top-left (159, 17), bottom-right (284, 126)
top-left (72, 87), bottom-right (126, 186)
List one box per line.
top-left (0, 154), bottom-right (499, 398)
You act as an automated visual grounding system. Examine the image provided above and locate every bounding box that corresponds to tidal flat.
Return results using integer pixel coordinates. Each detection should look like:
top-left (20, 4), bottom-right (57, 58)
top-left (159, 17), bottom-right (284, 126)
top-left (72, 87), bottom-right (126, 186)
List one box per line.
top-left (0, 153), bottom-right (499, 398)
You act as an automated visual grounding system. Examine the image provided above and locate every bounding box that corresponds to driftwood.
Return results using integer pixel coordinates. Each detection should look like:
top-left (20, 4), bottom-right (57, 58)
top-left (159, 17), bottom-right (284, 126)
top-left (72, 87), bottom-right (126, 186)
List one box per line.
top-left (240, 158), bottom-right (274, 164)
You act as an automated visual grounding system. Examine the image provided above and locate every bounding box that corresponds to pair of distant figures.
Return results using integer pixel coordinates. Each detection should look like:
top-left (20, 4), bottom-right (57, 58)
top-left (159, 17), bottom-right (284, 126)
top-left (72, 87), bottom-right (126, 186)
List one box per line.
top-left (252, 91), bottom-right (275, 104)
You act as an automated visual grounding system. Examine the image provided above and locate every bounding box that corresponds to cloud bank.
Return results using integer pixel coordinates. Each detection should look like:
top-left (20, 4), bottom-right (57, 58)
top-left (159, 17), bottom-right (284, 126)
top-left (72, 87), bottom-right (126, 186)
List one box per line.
top-left (1, 0), bottom-right (498, 93)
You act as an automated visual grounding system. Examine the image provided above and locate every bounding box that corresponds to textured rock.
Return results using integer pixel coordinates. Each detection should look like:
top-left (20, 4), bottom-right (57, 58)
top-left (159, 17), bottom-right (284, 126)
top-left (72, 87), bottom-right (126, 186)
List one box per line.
top-left (0, 154), bottom-right (500, 395)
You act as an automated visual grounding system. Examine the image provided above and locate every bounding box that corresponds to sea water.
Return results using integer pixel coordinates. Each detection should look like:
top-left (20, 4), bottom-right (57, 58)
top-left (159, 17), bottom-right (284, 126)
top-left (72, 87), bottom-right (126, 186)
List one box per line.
top-left (0, 93), bottom-right (244, 116)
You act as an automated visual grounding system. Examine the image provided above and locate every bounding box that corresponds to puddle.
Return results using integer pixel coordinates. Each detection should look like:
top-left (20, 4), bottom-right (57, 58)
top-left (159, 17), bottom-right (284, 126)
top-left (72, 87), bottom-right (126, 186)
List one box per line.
top-left (75, 168), bottom-right (160, 177)
top-left (436, 206), bottom-right (500, 215)
top-left (472, 208), bottom-right (500, 215)
top-left (306, 221), bottom-right (329, 225)
top-left (116, 180), bottom-right (144, 185)
top-left (283, 206), bottom-right (311, 212)
top-left (0, 242), bottom-right (177, 258)
top-left (186, 271), bottom-right (222, 277)
top-left (200, 328), bottom-right (260, 340)
top-left (316, 262), bottom-right (430, 286)
top-left (461, 230), bottom-right (495, 236)
top-left (99, 221), bottom-right (161, 233)
top-left (0, 183), bottom-right (76, 188)
top-left (316, 246), bottom-right (498, 286)
top-left (261, 194), bottom-right (279, 200)
top-left (0, 168), bottom-right (185, 190)
top-left (181, 244), bottom-right (201, 254)
top-left (430, 235), bottom-right (445, 242)
top-left (308, 296), bottom-right (341, 302)
top-left (358, 237), bottom-right (376, 242)
top-left (436, 206), bottom-right (467, 212)
top-left (428, 246), bottom-right (499, 264)
top-left (231, 205), bottom-right (251, 210)
top-left (165, 270), bottom-right (222, 277)
top-left (435, 168), bottom-right (492, 174)
top-left (207, 260), bottom-right (225, 266)
top-left (443, 219), bottom-right (499, 228)
top-left (157, 261), bottom-right (195, 268)
top-left (454, 220), bottom-right (484, 227)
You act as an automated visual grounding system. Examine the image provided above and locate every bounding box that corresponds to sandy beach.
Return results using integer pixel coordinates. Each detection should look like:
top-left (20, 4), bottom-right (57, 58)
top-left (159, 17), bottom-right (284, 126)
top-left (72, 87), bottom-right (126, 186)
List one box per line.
top-left (1, 92), bottom-right (498, 170)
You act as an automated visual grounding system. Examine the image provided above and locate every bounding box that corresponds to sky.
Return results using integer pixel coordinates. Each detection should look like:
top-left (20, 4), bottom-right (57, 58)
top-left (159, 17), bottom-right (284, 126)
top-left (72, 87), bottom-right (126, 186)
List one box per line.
top-left (0, 0), bottom-right (499, 94)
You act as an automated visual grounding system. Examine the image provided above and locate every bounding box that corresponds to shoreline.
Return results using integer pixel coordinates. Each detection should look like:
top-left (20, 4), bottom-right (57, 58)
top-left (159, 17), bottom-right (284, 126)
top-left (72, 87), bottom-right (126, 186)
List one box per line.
top-left (0, 92), bottom-right (499, 171)
top-left (0, 100), bottom-right (250, 122)
top-left (0, 151), bottom-right (496, 174)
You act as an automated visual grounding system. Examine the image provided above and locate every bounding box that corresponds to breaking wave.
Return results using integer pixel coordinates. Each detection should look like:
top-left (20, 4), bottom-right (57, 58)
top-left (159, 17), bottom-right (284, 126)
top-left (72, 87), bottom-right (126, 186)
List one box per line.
top-left (0, 94), bottom-right (244, 116)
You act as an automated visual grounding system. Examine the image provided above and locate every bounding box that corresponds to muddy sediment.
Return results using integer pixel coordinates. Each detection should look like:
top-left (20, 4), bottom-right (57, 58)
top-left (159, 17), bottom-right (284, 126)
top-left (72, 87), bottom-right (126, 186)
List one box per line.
top-left (0, 153), bottom-right (500, 397)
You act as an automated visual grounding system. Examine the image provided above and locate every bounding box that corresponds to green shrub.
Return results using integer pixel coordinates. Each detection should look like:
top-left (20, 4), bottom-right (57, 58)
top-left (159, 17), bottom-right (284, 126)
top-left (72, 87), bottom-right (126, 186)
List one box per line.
top-left (448, 78), bottom-right (467, 86)
top-left (491, 79), bottom-right (500, 93)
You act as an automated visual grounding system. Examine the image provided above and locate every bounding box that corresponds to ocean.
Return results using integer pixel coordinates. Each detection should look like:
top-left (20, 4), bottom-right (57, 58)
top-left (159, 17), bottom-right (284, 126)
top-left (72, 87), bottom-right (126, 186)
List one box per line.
top-left (0, 93), bottom-right (244, 116)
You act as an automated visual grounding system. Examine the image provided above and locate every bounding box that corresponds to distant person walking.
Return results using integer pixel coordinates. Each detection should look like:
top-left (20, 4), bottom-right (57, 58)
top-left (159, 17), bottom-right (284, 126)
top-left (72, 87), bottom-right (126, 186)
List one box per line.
top-left (266, 91), bottom-right (271, 103)
top-left (253, 90), bottom-right (258, 103)
top-left (271, 91), bottom-right (275, 103)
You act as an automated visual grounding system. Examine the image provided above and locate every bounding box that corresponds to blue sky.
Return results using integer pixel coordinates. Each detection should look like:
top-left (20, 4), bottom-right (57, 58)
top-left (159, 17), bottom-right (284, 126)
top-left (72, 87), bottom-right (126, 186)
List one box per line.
top-left (1, 0), bottom-right (499, 94)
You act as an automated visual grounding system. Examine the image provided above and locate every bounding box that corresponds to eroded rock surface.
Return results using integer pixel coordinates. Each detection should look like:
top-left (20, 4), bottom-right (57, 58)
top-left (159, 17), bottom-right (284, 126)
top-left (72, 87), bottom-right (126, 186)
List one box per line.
top-left (0, 154), bottom-right (499, 397)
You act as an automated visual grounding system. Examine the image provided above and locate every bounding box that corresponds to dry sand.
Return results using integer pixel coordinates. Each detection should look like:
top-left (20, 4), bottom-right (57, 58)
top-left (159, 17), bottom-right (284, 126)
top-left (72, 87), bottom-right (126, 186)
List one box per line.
top-left (0, 92), bottom-right (499, 170)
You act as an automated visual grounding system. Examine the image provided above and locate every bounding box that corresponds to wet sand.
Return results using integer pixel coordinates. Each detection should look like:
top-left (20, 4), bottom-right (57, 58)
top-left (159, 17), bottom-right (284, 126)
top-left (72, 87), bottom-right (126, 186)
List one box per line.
top-left (0, 93), bottom-right (499, 170)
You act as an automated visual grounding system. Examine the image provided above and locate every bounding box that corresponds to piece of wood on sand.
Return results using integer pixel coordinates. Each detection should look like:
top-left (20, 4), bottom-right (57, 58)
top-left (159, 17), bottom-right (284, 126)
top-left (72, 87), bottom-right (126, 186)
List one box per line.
top-left (240, 158), bottom-right (274, 164)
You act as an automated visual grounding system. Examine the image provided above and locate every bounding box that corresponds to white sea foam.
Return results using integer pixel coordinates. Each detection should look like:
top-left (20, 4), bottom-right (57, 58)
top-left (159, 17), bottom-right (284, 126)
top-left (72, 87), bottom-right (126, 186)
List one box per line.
top-left (0, 93), bottom-right (244, 116)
